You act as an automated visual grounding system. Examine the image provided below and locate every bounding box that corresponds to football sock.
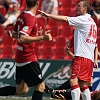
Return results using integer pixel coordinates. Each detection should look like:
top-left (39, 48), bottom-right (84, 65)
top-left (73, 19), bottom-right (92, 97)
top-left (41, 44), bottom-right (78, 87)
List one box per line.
top-left (71, 84), bottom-right (80, 100)
top-left (55, 79), bottom-right (71, 90)
top-left (81, 86), bottom-right (91, 100)
top-left (32, 90), bottom-right (43, 100)
top-left (0, 86), bottom-right (16, 96)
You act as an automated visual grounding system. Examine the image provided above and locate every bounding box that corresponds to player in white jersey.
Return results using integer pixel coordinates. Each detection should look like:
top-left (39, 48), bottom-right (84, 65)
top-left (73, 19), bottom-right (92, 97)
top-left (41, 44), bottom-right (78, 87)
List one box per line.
top-left (39, 0), bottom-right (98, 100)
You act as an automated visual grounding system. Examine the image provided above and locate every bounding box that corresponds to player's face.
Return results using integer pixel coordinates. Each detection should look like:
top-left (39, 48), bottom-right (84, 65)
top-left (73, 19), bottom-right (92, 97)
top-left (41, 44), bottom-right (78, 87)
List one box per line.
top-left (13, 3), bottom-right (18, 11)
top-left (76, 1), bottom-right (86, 16)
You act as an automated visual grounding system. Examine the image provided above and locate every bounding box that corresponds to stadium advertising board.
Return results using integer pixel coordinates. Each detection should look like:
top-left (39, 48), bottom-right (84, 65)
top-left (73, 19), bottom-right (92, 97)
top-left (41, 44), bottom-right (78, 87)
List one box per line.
top-left (0, 59), bottom-right (99, 96)
top-left (92, 61), bottom-right (100, 91)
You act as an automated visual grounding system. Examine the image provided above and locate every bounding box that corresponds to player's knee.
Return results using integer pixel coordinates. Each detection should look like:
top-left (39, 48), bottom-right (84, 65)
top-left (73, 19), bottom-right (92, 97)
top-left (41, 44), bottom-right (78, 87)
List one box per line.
top-left (79, 80), bottom-right (88, 88)
top-left (21, 87), bottom-right (29, 94)
top-left (16, 86), bottom-right (29, 95)
top-left (70, 77), bottom-right (78, 86)
top-left (34, 82), bottom-right (45, 92)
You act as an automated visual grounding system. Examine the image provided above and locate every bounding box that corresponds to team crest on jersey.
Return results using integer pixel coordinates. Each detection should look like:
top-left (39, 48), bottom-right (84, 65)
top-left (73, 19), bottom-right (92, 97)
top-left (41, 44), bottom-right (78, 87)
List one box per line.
top-left (23, 26), bottom-right (29, 32)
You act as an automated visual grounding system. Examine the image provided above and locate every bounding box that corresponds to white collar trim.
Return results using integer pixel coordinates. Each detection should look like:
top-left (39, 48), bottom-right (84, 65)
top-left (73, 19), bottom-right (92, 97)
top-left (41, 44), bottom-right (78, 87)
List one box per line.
top-left (24, 10), bottom-right (35, 16)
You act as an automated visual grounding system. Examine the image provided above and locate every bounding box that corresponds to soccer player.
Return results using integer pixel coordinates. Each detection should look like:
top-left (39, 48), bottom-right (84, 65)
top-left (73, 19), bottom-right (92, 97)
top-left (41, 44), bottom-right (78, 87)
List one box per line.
top-left (39, 0), bottom-right (98, 100)
top-left (0, 0), bottom-right (52, 100)
top-left (44, 36), bottom-right (98, 100)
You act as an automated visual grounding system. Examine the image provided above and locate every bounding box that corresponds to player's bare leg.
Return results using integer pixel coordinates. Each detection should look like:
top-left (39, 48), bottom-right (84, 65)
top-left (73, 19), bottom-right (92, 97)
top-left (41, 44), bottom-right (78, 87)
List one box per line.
top-left (32, 82), bottom-right (45, 100)
top-left (16, 80), bottom-right (29, 95)
top-left (34, 82), bottom-right (45, 92)
top-left (0, 80), bottom-right (29, 96)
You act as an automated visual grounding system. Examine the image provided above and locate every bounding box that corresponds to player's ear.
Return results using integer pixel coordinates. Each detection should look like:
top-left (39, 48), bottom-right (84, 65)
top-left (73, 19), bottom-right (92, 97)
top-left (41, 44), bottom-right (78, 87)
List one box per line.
top-left (84, 6), bottom-right (87, 13)
top-left (36, 1), bottom-right (39, 6)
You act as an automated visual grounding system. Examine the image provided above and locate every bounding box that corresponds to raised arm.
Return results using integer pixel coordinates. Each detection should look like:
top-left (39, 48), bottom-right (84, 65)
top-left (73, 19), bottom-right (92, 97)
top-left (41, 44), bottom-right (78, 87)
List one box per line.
top-left (38, 10), bottom-right (68, 22)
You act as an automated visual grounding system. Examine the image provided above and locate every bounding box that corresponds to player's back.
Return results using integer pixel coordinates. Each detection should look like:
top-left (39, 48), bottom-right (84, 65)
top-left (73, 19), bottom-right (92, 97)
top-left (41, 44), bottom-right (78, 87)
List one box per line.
top-left (14, 11), bottom-right (36, 32)
top-left (13, 11), bottom-right (38, 63)
top-left (74, 14), bottom-right (97, 61)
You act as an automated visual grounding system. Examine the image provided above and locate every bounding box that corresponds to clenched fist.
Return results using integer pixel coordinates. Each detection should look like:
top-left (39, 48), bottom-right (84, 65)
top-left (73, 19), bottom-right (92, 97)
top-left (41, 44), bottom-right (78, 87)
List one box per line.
top-left (43, 30), bottom-right (52, 41)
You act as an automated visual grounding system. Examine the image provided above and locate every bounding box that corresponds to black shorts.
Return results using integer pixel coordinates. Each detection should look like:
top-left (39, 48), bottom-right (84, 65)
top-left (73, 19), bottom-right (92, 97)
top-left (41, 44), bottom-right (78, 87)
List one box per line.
top-left (15, 62), bottom-right (43, 87)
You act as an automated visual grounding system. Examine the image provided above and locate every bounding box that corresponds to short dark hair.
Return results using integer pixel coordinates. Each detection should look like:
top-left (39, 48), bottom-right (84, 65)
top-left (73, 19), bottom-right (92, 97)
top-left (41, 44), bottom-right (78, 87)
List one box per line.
top-left (26, 0), bottom-right (39, 8)
top-left (80, 0), bottom-right (91, 12)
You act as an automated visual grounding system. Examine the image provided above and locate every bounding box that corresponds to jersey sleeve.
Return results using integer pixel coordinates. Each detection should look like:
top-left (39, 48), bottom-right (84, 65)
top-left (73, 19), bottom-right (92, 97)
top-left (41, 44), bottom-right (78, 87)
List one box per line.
top-left (67, 16), bottom-right (86, 27)
top-left (20, 16), bottom-right (36, 36)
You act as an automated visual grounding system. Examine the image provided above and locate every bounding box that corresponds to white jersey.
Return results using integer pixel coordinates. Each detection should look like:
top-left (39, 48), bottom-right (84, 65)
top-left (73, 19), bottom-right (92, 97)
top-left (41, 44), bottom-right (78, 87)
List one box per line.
top-left (67, 14), bottom-right (97, 62)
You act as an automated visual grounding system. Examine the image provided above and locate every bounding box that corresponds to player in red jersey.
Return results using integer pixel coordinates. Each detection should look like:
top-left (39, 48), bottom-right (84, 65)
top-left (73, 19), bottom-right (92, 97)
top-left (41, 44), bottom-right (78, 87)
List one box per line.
top-left (0, 0), bottom-right (52, 100)
top-left (39, 0), bottom-right (98, 100)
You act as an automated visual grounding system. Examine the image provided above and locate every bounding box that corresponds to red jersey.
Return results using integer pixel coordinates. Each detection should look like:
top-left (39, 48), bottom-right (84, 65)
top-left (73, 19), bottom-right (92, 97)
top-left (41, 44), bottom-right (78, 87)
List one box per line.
top-left (13, 11), bottom-right (38, 63)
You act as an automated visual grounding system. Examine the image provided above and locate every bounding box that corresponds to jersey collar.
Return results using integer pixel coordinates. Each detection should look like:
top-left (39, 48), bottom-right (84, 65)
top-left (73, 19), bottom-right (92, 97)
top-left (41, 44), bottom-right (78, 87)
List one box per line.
top-left (24, 10), bottom-right (35, 16)
top-left (85, 13), bottom-right (91, 17)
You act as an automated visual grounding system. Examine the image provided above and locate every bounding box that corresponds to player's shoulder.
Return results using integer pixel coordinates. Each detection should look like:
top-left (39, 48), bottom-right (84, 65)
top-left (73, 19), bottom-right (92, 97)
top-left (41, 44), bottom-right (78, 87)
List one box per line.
top-left (20, 10), bottom-right (36, 21)
top-left (21, 11), bottom-right (35, 17)
top-left (77, 14), bottom-right (91, 19)
top-left (74, 15), bottom-right (84, 20)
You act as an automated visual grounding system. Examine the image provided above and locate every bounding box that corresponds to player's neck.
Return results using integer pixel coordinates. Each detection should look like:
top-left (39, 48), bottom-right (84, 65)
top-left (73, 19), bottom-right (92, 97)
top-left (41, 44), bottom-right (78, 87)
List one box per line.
top-left (27, 7), bottom-right (37, 16)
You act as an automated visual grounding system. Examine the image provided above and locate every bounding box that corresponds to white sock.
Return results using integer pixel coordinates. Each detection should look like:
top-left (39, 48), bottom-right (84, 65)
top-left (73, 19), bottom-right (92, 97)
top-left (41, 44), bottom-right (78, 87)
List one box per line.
top-left (81, 88), bottom-right (91, 100)
top-left (71, 87), bottom-right (80, 100)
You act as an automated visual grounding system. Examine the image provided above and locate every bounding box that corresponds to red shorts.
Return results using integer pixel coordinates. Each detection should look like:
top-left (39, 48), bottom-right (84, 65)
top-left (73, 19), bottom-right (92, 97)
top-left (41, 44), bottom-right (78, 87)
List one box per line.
top-left (70, 56), bottom-right (93, 82)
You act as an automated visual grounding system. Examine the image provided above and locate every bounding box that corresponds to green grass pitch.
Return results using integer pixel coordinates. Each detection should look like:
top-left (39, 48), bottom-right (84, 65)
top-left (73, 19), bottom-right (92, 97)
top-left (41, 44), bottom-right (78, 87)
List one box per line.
top-left (0, 97), bottom-right (59, 100)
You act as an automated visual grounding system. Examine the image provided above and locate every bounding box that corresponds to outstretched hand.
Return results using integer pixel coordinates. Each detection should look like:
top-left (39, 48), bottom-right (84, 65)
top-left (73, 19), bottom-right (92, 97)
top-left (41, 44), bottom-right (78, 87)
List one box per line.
top-left (38, 10), bottom-right (50, 18)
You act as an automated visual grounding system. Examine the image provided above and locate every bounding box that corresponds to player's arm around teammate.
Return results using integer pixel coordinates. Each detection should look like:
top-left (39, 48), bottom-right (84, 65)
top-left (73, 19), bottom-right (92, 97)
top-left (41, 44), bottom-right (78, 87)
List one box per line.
top-left (38, 10), bottom-right (68, 22)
